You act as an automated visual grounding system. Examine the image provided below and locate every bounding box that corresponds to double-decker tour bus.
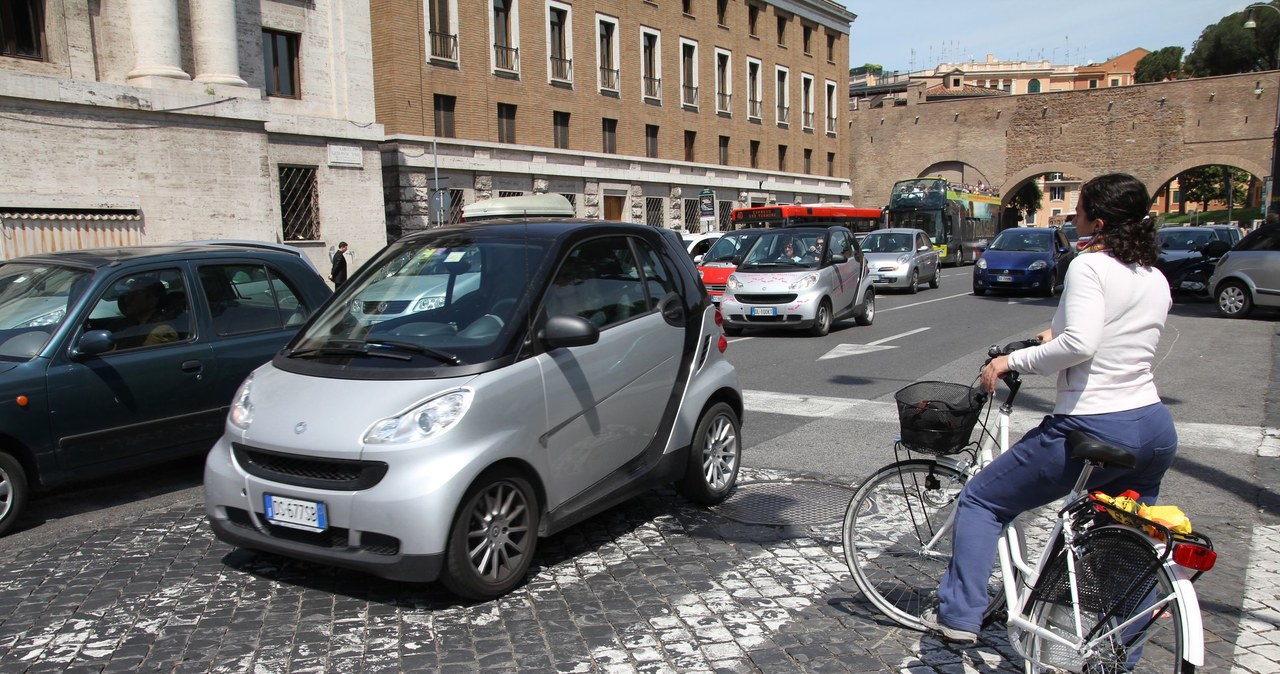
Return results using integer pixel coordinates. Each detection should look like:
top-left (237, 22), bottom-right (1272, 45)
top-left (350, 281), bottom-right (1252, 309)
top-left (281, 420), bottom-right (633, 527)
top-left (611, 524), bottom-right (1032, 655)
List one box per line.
top-left (729, 203), bottom-right (883, 233)
top-left (885, 177), bottom-right (1000, 265)
top-left (700, 204), bottom-right (882, 305)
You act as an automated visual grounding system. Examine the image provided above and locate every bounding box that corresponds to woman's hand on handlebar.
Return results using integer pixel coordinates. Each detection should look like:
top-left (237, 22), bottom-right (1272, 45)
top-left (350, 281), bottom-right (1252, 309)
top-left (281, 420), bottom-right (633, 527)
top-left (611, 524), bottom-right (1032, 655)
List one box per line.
top-left (980, 355), bottom-right (1011, 394)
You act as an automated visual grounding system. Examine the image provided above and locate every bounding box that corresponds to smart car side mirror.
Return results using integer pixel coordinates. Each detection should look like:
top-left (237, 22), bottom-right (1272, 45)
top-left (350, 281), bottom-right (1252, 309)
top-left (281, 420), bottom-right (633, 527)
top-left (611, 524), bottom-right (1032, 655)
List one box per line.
top-left (693, 254), bottom-right (704, 265)
top-left (829, 253), bottom-right (848, 264)
top-left (72, 330), bottom-right (114, 358)
top-left (539, 315), bottom-right (599, 349)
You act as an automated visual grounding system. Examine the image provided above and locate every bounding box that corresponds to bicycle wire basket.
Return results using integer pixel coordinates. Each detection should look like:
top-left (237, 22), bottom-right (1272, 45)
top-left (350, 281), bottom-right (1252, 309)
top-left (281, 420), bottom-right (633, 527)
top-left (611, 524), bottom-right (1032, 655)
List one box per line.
top-left (894, 381), bottom-right (985, 455)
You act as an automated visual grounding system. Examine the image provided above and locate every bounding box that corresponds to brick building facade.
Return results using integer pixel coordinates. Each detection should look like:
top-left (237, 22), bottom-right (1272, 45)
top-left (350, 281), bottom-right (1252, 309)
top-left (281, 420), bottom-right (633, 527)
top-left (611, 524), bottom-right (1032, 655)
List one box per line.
top-left (0, 0), bottom-right (386, 272)
top-left (374, 0), bottom-right (857, 237)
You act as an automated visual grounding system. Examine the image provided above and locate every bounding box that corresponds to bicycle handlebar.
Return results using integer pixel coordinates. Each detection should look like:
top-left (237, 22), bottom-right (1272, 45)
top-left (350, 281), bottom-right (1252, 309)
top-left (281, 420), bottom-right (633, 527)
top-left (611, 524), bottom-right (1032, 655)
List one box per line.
top-left (984, 337), bottom-right (1043, 387)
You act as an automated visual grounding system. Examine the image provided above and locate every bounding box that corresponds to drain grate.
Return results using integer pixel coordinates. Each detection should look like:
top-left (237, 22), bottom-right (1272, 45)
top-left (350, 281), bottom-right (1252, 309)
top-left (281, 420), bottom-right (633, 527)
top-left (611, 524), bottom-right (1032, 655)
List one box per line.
top-left (712, 480), bottom-right (854, 526)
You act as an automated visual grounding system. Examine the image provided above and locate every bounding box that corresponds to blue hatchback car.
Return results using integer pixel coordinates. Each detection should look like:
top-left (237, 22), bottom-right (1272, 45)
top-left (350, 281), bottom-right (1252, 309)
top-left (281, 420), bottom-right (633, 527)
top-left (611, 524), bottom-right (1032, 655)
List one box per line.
top-left (973, 227), bottom-right (1075, 296)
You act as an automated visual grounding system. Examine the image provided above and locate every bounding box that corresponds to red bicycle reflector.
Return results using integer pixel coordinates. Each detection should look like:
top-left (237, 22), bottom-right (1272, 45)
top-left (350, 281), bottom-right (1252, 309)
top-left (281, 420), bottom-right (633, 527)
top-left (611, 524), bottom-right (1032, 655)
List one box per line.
top-left (718, 335), bottom-right (728, 353)
top-left (1173, 543), bottom-right (1216, 572)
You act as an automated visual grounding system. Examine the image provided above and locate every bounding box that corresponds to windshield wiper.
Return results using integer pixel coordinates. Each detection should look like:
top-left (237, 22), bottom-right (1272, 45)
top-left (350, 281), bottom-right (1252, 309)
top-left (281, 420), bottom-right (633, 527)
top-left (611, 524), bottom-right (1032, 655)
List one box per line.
top-left (364, 339), bottom-right (463, 365)
top-left (287, 339), bottom-right (462, 364)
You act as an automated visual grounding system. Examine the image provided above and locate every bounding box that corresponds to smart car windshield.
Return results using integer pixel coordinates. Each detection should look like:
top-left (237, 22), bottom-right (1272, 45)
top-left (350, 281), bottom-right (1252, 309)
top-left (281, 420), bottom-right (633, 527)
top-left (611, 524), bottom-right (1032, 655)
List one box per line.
top-left (989, 230), bottom-right (1053, 252)
top-left (736, 229), bottom-right (825, 271)
top-left (294, 232), bottom-right (550, 368)
top-left (0, 263), bottom-right (91, 360)
top-left (860, 233), bottom-right (914, 253)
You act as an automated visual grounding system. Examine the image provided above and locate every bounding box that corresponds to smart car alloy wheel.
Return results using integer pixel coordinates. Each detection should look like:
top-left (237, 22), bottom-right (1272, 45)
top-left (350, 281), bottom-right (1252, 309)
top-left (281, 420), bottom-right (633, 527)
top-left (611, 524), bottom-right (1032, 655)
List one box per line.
top-left (441, 467), bottom-right (540, 600)
top-left (677, 402), bottom-right (741, 505)
top-left (810, 299), bottom-right (834, 337)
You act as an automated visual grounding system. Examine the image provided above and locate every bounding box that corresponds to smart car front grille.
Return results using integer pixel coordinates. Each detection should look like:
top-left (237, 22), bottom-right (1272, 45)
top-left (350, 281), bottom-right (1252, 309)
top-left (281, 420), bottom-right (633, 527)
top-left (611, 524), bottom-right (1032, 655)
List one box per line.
top-left (232, 444), bottom-right (388, 491)
top-left (735, 293), bottom-right (798, 304)
top-left (358, 300), bottom-right (410, 314)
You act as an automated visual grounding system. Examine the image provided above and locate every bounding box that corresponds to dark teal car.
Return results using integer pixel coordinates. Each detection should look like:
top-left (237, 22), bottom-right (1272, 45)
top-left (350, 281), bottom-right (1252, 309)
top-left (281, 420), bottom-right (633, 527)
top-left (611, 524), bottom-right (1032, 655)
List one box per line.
top-left (0, 244), bottom-right (332, 535)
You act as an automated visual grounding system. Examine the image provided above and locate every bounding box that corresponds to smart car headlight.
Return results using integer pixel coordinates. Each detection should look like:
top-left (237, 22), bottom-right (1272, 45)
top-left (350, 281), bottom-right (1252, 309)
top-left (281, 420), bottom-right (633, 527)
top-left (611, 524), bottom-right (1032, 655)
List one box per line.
top-left (1028, 260), bottom-right (1048, 271)
top-left (976, 258), bottom-right (988, 270)
top-left (15, 307), bottom-right (65, 328)
top-left (789, 273), bottom-right (820, 291)
top-left (364, 389), bottom-right (473, 444)
top-left (727, 274), bottom-right (743, 291)
top-left (228, 373), bottom-right (254, 431)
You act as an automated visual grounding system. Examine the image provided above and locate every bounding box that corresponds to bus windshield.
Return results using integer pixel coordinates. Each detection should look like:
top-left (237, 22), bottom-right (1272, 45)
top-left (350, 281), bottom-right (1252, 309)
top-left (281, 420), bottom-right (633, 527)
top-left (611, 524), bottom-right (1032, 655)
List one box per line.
top-left (889, 211), bottom-right (942, 243)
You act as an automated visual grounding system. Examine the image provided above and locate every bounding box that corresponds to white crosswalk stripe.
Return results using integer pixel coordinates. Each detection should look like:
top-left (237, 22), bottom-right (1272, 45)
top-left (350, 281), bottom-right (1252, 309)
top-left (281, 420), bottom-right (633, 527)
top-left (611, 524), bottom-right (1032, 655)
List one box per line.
top-left (743, 389), bottom-right (1278, 456)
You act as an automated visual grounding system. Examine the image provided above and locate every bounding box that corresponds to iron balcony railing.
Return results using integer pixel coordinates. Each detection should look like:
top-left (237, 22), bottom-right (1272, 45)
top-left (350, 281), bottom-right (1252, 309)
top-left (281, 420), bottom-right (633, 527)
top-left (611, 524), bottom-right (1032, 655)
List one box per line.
top-left (429, 32), bottom-right (457, 60)
top-left (777, 105), bottom-right (790, 124)
top-left (599, 66), bottom-right (619, 90)
top-left (716, 92), bottom-right (732, 113)
top-left (803, 111), bottom-right (814, 128)
top-left (550, 56), bottom-right (572, 82)
top-left (682, 85), bottom-right (699, 107)
top-left (494, 44), bottom-right (519, 71)
top-left (748, 98), bottom-right (762, 118)
top-left (826, 115), bottom-right (837, 130)
top-left (644, 76), bottom-right (661, 99)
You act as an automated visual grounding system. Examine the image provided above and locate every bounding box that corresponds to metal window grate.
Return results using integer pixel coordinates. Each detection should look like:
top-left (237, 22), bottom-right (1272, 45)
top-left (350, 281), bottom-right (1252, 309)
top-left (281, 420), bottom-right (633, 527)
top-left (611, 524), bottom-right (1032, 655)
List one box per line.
top-left (278, 166), bottom-right (319, 241)
top-left (430, 32), bottom-right (457, 60)
top-left (499, 191), bottom-right (523, 198)
top-left (645, 197), bottom-right (664, 227)
top-left (560, 193), bottom-right (577, 215)
top-left (718, 200), bottom-right (732, 231)
top-left (447, 189), bottom-right (464, 224)
top-left (683, 198), bottom-right (700, 233)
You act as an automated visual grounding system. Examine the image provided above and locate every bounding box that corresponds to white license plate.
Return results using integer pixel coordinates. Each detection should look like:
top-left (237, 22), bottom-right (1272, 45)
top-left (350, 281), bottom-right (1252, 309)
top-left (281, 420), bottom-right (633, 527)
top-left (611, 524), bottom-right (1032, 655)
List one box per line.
top-left (751, 307), bottom-right (776, 316)
top-left (264, 494), bottom-right (328, 532)
top-left (996, 275), bottom-right (1013, 282)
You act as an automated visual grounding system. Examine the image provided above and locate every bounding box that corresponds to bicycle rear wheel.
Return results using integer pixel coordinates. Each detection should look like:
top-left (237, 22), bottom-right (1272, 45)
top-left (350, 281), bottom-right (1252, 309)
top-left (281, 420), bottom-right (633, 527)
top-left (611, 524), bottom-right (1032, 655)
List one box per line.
top-left (1021, 527), bottom-right (1190, 674)
top-left (842, 459), bottom-right (1003, 629)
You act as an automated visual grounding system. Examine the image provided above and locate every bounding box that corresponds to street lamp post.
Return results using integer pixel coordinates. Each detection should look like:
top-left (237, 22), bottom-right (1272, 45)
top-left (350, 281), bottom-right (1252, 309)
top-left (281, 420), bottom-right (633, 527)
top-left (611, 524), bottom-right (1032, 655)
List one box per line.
top-left (1246, 4), bottom-right (1280, 219)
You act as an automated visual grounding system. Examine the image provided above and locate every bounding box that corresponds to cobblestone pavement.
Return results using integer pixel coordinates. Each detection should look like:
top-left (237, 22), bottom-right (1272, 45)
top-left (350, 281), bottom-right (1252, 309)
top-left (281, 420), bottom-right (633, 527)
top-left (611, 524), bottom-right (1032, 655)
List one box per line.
top-left (0, 467), bottom-right (1268, 674)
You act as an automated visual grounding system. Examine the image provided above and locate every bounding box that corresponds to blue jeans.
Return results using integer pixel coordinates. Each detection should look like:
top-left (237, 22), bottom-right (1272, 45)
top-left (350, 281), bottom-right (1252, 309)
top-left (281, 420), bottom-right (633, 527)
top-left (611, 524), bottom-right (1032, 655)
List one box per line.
top-left (935, 402), bottom-right (1178, 634)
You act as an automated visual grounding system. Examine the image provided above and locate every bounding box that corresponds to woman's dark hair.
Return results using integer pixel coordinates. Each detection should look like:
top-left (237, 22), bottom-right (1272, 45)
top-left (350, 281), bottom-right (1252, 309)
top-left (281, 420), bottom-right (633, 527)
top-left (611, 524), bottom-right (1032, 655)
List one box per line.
top-left (1078, 173), bottom-right (1157, 266)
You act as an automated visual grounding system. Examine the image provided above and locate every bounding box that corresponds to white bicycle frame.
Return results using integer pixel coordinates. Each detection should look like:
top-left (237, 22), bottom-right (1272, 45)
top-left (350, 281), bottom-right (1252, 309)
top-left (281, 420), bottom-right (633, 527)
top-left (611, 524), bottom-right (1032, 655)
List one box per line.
top-left (939, 393), bottom-right (1207, 669)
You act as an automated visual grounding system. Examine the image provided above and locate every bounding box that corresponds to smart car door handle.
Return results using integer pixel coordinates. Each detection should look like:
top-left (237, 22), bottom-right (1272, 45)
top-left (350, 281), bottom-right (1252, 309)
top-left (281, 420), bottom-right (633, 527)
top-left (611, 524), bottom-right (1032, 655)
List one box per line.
top-left (181, 360), bottom-right (203, 373)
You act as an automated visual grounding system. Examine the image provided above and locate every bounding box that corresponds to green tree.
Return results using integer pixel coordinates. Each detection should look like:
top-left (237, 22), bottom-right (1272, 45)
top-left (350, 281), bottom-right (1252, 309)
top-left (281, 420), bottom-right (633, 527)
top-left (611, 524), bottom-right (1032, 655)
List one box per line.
top-left (1135, 46), bottom-right (1185, 83)
top-left (850, 63), bottom-right (884, 77)
top-left (1185, 2), bottom-right (1279, 76)
top-left (1004, 181), bottom-right (1043, 226)
top-left (1179, 166), bottom-right (1250, 210)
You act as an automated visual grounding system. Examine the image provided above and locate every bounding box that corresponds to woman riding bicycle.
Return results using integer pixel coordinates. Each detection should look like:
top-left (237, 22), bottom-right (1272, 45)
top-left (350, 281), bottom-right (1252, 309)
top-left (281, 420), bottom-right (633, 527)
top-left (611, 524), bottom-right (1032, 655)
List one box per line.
top-left (922, 173), bottom-right (1179, 643)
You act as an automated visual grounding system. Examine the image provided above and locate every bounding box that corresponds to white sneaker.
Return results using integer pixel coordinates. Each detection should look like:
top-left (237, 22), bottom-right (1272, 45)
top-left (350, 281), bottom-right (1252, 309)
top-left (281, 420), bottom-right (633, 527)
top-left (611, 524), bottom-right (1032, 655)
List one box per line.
top-left (920, 609), bottom-right (978, 644)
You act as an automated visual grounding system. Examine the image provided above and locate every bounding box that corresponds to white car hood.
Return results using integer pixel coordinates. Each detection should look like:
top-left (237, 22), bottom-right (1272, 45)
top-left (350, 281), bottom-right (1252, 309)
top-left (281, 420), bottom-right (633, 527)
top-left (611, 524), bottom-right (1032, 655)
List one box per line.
top-left (730, 270), bottom-right (815, 292)
top-left (353, 275), bottom-right (451, 302)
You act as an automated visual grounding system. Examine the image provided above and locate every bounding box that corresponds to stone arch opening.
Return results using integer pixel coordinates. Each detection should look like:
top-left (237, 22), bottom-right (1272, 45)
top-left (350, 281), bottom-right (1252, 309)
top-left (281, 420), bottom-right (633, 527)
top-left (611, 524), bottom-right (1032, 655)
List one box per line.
top-left (1151, 158), bottom-right (1267, 225)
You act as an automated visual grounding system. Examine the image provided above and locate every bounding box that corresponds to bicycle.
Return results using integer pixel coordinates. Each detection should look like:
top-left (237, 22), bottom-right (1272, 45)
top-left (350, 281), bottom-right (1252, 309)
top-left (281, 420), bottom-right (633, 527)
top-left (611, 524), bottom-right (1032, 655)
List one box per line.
top-left (842, 340), bottom-right (1218, 673)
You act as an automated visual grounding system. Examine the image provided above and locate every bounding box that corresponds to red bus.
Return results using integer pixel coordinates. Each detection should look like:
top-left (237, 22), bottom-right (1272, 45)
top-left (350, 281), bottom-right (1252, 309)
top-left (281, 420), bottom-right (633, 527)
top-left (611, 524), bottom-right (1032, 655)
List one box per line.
top-left (729, 203), bottom-right (883, 233)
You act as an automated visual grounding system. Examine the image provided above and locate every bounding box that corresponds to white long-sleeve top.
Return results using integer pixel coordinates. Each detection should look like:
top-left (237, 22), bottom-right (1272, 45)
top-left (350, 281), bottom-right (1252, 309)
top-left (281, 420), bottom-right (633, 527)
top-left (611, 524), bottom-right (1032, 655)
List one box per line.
top-left (1006, 252), bottom-right (1170, 416)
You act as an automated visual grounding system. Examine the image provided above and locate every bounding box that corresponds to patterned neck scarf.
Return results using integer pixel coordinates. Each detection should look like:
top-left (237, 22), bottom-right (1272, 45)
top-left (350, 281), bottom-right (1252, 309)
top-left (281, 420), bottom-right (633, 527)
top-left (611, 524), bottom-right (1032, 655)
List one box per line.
top-left (1080, 233), bottom-right (1106, 254)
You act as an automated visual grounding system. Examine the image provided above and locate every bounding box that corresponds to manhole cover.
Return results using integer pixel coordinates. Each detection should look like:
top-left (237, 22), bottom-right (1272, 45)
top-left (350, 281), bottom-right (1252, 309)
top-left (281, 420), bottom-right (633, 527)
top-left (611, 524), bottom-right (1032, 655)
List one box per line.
top-left (712, 480), bottom-right (854, 526)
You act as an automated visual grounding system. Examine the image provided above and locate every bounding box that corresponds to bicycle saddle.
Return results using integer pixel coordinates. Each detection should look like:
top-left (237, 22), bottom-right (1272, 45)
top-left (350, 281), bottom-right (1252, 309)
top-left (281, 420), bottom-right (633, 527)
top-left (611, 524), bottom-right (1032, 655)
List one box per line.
top-left (1066, 430), bottom-right (1137, 469)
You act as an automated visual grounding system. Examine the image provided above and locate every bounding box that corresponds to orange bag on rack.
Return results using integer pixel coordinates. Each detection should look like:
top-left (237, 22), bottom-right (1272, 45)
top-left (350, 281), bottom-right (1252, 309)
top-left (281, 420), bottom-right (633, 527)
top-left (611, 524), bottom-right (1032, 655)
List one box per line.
top-left (1138, 504), bottom-right (1193, 540)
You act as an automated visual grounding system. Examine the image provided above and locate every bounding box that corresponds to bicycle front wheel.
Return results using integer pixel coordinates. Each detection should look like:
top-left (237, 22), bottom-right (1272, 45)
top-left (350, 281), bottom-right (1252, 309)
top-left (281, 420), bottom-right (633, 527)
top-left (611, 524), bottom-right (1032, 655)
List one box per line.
top-left (1022, 527), bottom-right (1190, 674)
top-left (842, 459), bottom-right (1002, 629)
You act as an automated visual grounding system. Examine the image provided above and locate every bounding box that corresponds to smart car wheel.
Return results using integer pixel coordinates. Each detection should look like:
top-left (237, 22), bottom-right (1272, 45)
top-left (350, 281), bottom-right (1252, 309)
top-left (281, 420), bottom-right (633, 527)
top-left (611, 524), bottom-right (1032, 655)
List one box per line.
top-left (809, 299), bottom-right (834, 337)
top-left (854, 288), bottom-right (875, 326)
top-left (1216, 280), bottom-right (1253, 318)
top-left (0, 451), bottom-right (28, 537)
top-left (677, 402), bottom-right (741, 505)
top-left (929, 269), bottom-right (939, 289)
top-left (440, 467), bottom-right (539, 600)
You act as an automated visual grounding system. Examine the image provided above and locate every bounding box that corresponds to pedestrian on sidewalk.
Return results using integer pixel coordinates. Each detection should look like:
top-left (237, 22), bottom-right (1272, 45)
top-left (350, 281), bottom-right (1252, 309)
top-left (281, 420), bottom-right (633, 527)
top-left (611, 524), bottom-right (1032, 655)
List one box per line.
top-left (330, 241), bottom-right (349, 287)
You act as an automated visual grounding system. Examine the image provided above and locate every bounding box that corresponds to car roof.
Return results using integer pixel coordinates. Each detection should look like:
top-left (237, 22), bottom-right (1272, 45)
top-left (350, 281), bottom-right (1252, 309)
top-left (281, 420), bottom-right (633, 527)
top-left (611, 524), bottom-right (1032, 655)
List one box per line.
top-left (4, 243), bottom-right (312, 270)
top-left (870, 228), bottom-right (924, 235)
top-left (399, 218), bottom-right (678, 244)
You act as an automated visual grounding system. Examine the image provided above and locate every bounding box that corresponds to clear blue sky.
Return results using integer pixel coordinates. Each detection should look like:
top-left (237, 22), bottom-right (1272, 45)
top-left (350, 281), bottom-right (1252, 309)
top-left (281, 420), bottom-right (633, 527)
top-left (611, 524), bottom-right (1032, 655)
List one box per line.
top-left (839, 1), bottom-right (1253, 74)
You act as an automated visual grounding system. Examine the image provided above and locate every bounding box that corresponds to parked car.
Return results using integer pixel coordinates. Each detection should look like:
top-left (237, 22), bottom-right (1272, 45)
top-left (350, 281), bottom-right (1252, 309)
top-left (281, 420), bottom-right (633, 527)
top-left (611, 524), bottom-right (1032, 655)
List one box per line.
top-left (0, 244), bottom-right (332, 536)
top-left (718, 225), bottom-right (875, 336)
top-left (1155, 226), bottom-right (1224, 278)
top-left (973, 226), bottom-right (1075, 296)
top-left (1209, 223), bottom-right (1280, 318)
top-left (203, 220), bottom-right (743, 600)
top-left (682, 232), bottom-right (722, 261)
top-left (697, 229), bottom-right (766, 305)
top-left (859, 228), bottom-right (941, 293)
top-left (1205, 224), bottom-right (1243, 247)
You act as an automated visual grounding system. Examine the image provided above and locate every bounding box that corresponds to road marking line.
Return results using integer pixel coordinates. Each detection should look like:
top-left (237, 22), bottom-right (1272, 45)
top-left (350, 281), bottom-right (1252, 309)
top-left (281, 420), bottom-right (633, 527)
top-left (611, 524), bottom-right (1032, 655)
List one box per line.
top-left (816, 328), bottom-right (933, 361)
top-left (742, 389), bottom-right (1280, 455)
top-left (878, 291), bottom-right (972, 313)
top-left (866, 327), bottom-right (931, 346)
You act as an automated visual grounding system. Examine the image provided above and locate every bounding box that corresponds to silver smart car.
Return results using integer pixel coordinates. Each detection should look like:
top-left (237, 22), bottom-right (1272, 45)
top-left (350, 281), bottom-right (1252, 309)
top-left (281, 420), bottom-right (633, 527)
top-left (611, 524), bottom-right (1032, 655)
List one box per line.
top-left (718, 226), bottom-right (875, 336)
top-left (203, 220), bottom-right (743, 600)
top-left (860, 228), bottom-right (940, 293)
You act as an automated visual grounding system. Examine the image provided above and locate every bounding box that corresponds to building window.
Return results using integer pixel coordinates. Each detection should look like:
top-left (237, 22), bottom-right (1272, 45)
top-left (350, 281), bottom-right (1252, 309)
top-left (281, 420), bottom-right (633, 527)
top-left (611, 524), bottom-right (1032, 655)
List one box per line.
top-left (826, 152), bottom-right (835, 177)
top-left (1110, 78), bottom-right (1120, 87)
top-left (803, 148), bottom-right (812, 174)
top-left (718, 135), bottom-right (729, 165)
top-left (800, 74), bottom-right (814, 129)
top-left (278, 166), bottom-right (320, 241)
top-left (263, 30), bottom-right (300, 98)
top-left (492, 0), bottom-right (519, 72)
top-left (824, 80), bottom-right (837, 133)
top-left (747, 4), bottom-right (759, 37)
top-left (802, 25), bottom-right (812, 55)
top-left (682, 0), bottom-right (693, 15)
top-left (498, 191), bottom-right (524, 199)
top-left (684, 130), bottom-right (696, 162)
top-left (680, 39), bottom-right (699, 108)
top-left (775, 66), bottom-right (790, 126)
top-left (645, 197), bottom-right (664, 227)
top-left (778, 145), bottom-right (787, 172)
top-left (597, 15), bottom-right (619, 92)
top-left (446, 189), bottom-right (465, 224)
top-left (426, 0), bottom-right (458, 61)
top-left (776, 15), bottom-right (787, 47)
top-left (1089, 79), bottom-right (1098, 88)
top-left (951, 77), bottom-right (961, 87)
top-left (645, 124), bottom-right (659, 158)
top-left (716, 0), bottom-right (728, 25)
top-left (1002, 81), bottom-right (1012, 93)
top-left (602, 118), bottom-right (617, 153)
top-left (747, 58), bottom-right (762, 119)
top-left (715, 49), bottom-right (732, 113)
top-left (749, 140), bottom-right (760, 169)
top-left (553, 111), bottom-right (570, 149)
top-left (498, 103), bottom-right (517, 143)
top-left (433, 94), bottom-right (456, 137)
top-left (642, 29), bottom-right (661, 100)
top-left (2, 0), bottom-right (43, 59)
top-left (826, 33), bottom-right (836, 63)
top-left (1050, 186), bottom-right (1065, 201)
top-left (683, 198), bottom-right (699, 231)
top-left (717, 200), bottom-right (732, 230)
top-left (548, 2), bottom-right (572, 83)
top-left (1028, 78), bottom-right (1041, 94)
